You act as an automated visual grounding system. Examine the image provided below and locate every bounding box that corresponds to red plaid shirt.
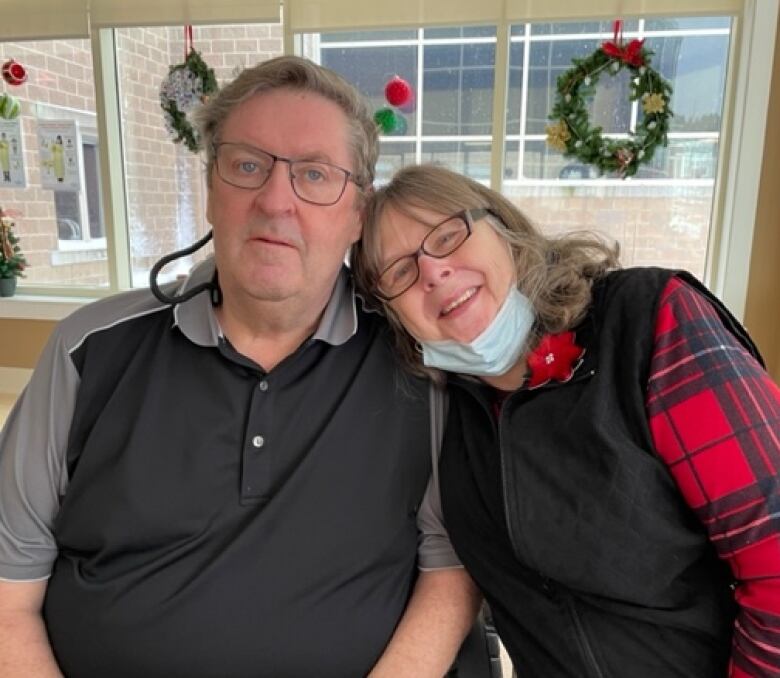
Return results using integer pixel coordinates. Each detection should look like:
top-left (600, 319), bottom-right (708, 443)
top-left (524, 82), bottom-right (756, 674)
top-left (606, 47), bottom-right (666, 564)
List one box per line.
top-left (647, 277), bottom-right (780, 677)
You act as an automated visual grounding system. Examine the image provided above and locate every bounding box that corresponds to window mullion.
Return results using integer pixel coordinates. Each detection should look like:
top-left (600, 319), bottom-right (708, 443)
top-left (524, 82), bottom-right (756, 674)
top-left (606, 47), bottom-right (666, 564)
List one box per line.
top-left (91, 27), bottom-right (132, 291)
top-left (416, 28), bottom-right (424, 164)
top-left (489, 21), bottom-right (510, 190)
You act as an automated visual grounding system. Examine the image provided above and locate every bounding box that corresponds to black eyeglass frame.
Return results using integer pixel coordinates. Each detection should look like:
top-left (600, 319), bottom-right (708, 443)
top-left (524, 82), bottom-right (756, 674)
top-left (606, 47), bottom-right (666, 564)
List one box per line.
top-left (373, 207), bottom-right (493, 302)
top-left (212, 141), bottom-right (362, 207)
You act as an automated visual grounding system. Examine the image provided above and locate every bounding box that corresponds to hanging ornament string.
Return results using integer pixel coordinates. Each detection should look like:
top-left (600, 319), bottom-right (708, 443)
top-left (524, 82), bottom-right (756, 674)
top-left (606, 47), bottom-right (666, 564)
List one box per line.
top-left (159, 26), bottom-right (218, 154)
top-left (185, 25), bottom-right (194, 59)
top-left (545, 19), bottom-right (673, 178)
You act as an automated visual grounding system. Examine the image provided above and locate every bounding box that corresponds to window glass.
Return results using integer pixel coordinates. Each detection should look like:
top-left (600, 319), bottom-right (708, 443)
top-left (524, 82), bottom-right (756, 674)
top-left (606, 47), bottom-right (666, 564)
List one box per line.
top-left (525, 39), bottom-right (632, 135)
top-left (321, 30), bottom-right (416, 42)
top-left (320, 45), bottom-right (417, 134)
top-left (422, 42), bottom-right (495, 136)
top-left (643, 35), bottom-right (729, 132)
top-left (115, 24), bottom-right (283, 286)
top-left (505, 43), bottom-right (525, 136)
top-left (421, 141), bottom-right (492, 182)
top-left (425, 26), bottom-right (496, 39)
top-left (0, 39), bottom-right (109, 288)
top-left (307, 25), bottom-right (495, 183)
top-left (375, 141), bottom-right (416, 184)
top-left (633, 139), bottom-right (719, 180)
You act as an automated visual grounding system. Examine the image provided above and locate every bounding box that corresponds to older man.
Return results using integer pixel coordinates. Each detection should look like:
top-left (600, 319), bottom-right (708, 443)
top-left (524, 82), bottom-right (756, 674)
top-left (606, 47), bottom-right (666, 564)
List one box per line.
top-left (0, 57), bottom-right (479, 677)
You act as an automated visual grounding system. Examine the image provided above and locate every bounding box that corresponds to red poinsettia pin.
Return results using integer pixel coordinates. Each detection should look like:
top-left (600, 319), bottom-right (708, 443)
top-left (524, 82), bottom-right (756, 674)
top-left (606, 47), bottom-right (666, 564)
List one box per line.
top-left (526, 331), bottom-right (585, 389)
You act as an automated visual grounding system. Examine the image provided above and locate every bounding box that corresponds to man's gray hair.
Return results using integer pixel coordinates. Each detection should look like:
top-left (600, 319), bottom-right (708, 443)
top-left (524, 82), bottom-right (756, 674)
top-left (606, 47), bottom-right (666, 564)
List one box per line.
top-left (194, 55), bottom-right (378, 192)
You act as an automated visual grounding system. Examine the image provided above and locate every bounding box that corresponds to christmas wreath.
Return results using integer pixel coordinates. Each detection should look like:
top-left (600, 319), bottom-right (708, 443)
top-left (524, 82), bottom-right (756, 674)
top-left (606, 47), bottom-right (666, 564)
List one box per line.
top-left (159, 48), bottom-right (218, 153)
top-left (546, 21), bottom-right (673, 177)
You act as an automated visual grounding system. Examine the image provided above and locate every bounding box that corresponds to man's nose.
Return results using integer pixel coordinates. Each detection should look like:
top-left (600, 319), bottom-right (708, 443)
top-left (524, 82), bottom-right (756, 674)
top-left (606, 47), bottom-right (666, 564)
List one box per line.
top-left (252, 160), bottom-right (295, 213)
top-left (418, 254), bottom-right (453, 291)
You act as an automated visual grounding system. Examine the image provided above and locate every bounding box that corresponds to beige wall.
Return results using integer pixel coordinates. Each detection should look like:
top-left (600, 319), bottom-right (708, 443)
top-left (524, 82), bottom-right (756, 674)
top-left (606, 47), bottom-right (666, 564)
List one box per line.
top-left (0, 318), bottom-right (55, 368)
top-left (743, 8), bottom-right (780, 382)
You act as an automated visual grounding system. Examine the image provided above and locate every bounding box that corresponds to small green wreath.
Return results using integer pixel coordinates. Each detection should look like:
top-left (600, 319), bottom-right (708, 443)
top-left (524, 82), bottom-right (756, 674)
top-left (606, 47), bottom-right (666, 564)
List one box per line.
top-left (546, 32), bottom-right (673, 177)
top-left (160, 49), bottom-right (218, 154)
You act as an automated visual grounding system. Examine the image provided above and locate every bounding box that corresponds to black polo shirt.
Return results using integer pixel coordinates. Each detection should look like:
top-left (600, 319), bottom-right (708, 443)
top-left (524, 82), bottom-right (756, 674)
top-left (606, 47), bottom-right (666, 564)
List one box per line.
top-left (0, 258), bottom-right (458, 677)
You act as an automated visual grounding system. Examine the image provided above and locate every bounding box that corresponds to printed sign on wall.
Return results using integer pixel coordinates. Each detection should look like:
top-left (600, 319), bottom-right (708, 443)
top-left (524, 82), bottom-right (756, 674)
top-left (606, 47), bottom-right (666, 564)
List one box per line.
top-left (37, 119), bottom-right (80, 191)
top-left (0, 118), bottom-right (26, 188)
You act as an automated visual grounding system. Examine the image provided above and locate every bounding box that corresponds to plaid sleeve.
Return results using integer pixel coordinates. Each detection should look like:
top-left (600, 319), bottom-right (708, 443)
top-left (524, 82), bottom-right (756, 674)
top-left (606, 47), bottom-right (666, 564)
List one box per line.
top-left (646, 276), bottom-right (780, 678)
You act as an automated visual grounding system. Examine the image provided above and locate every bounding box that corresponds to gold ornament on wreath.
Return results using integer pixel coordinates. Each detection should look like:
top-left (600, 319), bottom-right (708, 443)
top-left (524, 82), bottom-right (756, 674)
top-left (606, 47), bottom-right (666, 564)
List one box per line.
top-left (546, 20), bottom-right (673, 177)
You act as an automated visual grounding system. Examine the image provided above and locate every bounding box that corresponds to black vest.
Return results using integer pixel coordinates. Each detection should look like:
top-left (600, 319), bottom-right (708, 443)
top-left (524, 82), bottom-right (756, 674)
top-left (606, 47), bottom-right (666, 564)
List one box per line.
top-left (44, 305), bottom-right (431, 678)
top-left (441, 268), bottom-right (761, 678)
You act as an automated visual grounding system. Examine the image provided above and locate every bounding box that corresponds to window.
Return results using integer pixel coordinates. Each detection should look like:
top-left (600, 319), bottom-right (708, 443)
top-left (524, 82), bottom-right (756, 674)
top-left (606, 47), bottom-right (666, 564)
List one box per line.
top-left (0, 39), bottom-right (110, 287)
top-left (306, 16), bottom-right (733, 278)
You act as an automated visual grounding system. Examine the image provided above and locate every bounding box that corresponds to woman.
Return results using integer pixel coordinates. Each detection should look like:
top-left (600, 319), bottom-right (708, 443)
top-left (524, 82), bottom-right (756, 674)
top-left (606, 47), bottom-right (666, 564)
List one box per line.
top-left (352, 165), bottom-right (780, 678)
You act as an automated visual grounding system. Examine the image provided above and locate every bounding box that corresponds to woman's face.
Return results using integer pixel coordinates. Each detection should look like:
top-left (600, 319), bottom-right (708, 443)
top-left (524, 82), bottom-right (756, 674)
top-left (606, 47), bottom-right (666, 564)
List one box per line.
top-left (377, 205), bottom-right (517, 344)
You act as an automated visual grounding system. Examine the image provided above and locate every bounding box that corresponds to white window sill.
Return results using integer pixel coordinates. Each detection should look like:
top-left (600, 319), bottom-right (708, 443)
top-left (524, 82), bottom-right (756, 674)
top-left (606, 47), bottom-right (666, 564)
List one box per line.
top-left (0, 295), bottom-right (95, 320)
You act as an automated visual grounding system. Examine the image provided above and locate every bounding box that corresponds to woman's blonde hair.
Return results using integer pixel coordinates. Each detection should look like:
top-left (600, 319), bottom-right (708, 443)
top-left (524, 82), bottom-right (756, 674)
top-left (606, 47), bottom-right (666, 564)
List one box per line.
top-left (352, 164), bottom-right (620, 380)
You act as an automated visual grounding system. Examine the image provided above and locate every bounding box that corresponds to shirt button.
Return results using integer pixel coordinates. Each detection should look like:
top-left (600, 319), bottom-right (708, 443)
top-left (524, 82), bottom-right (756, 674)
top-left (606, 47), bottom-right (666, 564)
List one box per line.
top-left (252, 435), bottom-right (265, 448)
top-left (259, 380), bottom-right (269, 392)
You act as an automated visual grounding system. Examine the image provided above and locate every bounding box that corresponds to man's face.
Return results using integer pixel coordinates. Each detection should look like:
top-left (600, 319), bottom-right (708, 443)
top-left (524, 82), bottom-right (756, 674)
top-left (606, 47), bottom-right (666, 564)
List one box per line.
top-left (206, 88), bottom-right (362, 308)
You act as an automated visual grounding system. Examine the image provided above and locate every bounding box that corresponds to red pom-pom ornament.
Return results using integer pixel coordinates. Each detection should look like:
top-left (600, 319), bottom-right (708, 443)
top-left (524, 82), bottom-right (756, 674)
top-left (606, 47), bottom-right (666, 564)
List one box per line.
top-left (384, 75), bottom-right (413, 107)
top-left (2, 59), bottom-right (28, 86)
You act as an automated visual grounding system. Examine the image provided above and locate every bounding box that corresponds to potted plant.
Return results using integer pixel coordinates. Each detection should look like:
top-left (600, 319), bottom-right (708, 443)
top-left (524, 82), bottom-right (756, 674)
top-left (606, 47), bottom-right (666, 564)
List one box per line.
top-left (0, 207), bottom-right (27, 297)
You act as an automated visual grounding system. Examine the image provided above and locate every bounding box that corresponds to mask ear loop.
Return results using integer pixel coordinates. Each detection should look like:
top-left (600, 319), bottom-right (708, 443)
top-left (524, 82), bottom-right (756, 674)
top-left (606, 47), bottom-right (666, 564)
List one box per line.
top-left (149, 230), bottom-right (222, 307)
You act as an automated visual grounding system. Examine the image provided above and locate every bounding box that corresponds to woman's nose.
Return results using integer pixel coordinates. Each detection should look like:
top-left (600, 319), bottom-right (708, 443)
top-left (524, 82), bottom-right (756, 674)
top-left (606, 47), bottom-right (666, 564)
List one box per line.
top-left (417, 254), bottom-right (453, 291)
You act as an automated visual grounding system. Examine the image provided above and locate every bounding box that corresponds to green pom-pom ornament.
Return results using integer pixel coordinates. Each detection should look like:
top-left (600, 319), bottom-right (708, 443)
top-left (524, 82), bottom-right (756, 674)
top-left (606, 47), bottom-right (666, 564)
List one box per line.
top-left (374, 107), bottom-right (397, 134)
top-left (374, 108), bottom-right (409, 136)
top-left (0, 93), bottom-right (21, 120)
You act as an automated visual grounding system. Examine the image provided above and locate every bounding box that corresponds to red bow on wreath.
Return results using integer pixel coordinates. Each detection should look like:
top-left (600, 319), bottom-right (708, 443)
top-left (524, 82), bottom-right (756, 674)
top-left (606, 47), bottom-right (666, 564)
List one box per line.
top-left (526, 331), bottom-right (585, 389)
top-left (601, 20), bottom-right (645, 67)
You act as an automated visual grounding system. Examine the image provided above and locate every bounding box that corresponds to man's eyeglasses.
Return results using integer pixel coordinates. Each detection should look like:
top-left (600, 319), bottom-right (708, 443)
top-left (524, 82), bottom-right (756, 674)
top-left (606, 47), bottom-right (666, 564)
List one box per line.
top-left (374, 208), bottom-right (491, 301)
top-left (213, 142), bottom-right (360, 206)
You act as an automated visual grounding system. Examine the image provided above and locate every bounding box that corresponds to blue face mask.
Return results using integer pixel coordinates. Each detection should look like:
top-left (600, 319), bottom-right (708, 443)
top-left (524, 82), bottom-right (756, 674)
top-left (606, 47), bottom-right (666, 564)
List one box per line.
top-left (420, 286), bottom-right (534, 377)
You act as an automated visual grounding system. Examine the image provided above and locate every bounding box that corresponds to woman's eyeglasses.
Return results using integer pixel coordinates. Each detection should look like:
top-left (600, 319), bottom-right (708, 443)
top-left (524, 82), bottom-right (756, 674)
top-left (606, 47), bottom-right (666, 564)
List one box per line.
top-left (374, 208), bottom-right (491, 301)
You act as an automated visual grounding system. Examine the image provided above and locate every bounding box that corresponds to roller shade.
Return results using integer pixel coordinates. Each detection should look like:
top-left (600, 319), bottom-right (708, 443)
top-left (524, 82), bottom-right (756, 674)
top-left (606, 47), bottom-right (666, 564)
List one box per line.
top-left (288, 0), bottom-right (505, 32)
top-left (288, 0), bottom-right (742, 32)
top-left (89, 0), bottom-right (281, 28)
top-left (0, 0), bottom-right (89, 40)
top-left (504, 0), bottom-right (741, 21)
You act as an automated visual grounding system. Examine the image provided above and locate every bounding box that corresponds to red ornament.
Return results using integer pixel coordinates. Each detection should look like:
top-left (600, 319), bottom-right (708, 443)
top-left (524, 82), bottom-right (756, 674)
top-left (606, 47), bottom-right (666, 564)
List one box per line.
top-left (384, 75), bottom-right (413, 107)
top-left (526, 331), bottom-right (585, 389)
top-left (2, 59), bottom-right (27, 86)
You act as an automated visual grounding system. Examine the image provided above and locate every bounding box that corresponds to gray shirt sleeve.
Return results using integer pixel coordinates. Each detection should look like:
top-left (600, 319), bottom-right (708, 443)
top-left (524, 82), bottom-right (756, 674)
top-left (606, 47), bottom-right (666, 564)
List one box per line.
top-left (0, 325), bottom-right (77, 580)
top-left (416, 381), bottom-right (462, 571)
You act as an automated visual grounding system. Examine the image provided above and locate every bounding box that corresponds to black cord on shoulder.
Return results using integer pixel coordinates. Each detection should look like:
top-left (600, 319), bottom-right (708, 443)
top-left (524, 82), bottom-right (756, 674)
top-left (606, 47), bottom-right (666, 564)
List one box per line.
top-left (149, 230), bottom-right (222, 307)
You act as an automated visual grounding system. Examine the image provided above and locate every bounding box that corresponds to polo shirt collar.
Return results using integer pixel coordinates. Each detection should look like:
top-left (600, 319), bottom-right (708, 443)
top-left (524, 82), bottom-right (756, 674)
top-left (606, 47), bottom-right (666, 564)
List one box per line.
top-left (172, 256), bottom-right (358, 348)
